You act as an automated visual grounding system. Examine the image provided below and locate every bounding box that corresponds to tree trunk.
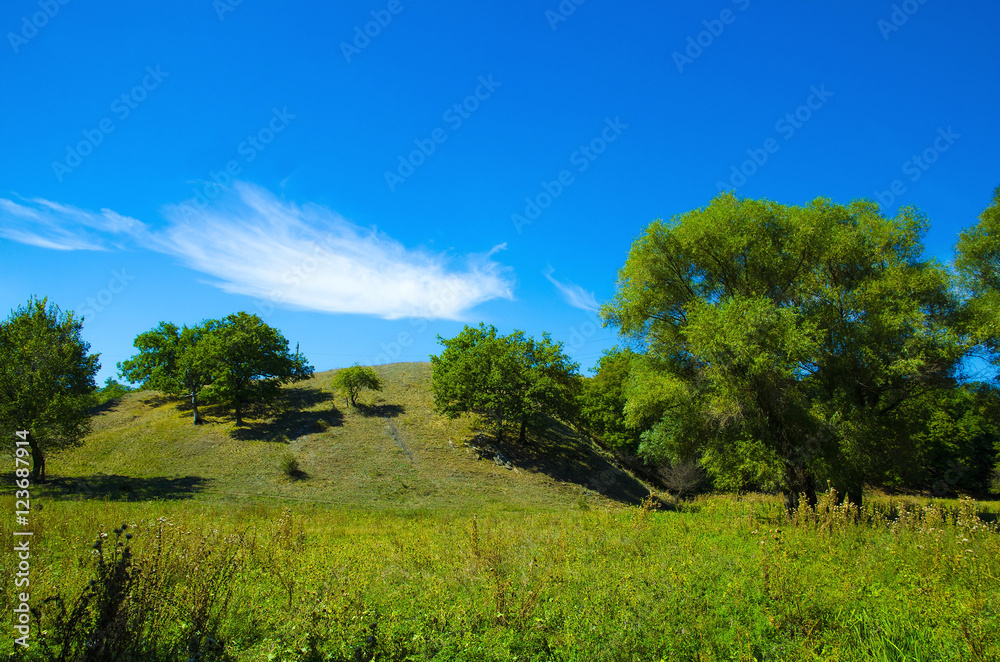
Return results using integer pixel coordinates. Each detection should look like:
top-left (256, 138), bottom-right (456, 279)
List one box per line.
top-left (192, 390), bottom-right (204, 425)
top-left (835, 478), bottom-right (863, 510)
top-left (28, 434), bottom-right (45, 483)
top-left (235, 400), bottom-right (243, 426)
top-left (847, 484), bottom-right (863, 509)
top-left (518, 417), bottom-right (527, 444)
top-left (783, 464), bottom-right (817, 514)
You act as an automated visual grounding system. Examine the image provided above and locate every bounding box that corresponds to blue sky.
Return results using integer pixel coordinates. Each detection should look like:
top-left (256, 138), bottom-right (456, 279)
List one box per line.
top-left (1, 0), bottom-right (998, 384)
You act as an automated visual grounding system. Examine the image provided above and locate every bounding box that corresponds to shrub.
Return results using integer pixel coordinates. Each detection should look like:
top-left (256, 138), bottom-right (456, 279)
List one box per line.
top-left (280, 453), bottom-right (302, 480)
top-left (331, 365), bottom-right (383, 407)
top-left (94, 377), bottom-right (135, 405)
top-left (659, 461), bottom-right (706, 499)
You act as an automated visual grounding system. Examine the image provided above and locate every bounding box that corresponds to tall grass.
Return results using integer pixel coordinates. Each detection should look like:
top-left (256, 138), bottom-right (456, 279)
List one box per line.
top-left (1, 490), bottom-right (998, 661)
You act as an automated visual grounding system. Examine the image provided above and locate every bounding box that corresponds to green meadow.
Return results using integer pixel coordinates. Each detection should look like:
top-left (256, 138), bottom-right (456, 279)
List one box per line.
top-left (2, 363), bottom-right (999, 661)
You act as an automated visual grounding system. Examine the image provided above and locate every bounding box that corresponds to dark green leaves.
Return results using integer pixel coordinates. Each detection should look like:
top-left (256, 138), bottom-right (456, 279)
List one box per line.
top-left (119, 312), bottom-right (313, 425)
top-left (0, 297), bottom-right (100, 480)
top-left (602, 193), bottom-right (964, 506)
top-left (431, 324), bottom-right (578, 443)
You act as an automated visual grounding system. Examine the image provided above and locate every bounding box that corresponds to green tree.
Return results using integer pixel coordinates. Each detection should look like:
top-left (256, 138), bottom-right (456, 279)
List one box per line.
top-left (94, 377), bottom-right (134, 405)
top-left (956, 185), bottom-right (1000, 364)
top-left (209, 312), bottom-right (313, 425)
top-left (431, 323), bottom-right (578, 443)
top-left (603, 194), bottom-right (964, 510)
top-left (331, 364), bottom-right (384, 407)
top-left (431, 324), bottom-right (516, 442)
top-left (118, 321), bottom-right (219, 424)
top-left (0, 297), bottom-right (100, 481)
top-left (882, 382), bottom-right (999, 495)
top-left (578, 347), bottom-right (643, 453)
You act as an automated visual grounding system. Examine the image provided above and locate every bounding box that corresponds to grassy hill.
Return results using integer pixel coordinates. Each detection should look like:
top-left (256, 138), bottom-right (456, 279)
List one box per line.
top-left (38, 362), bottom-right (649, 510)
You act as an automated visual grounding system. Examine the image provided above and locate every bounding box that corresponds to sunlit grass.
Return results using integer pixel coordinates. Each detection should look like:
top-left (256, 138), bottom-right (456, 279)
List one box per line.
top-left (1, 491), bottom-right (997, 660)
top-left (39, 363), bottom-right (626, 512)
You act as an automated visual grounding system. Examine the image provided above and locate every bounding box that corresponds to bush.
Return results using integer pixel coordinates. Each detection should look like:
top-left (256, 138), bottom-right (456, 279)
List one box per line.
top-left (280, 454), bottom-right (302, 480)
top-left (94, 378), bottom-right (135, 406)
top-left (331, 365), bottom-right (383, 407)
top-left (991, 465), bottom-right (1000, 495)
top-left (659, 461), bottom-right (706, 499)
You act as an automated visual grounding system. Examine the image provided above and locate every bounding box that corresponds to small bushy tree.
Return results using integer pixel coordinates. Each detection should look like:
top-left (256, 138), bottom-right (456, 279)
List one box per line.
top-left (0, 297), bottom-right (100, 481)
top-left (331, 365), bottom-right (383, 407)
top-left (431, 323), bottom-right (578, 443)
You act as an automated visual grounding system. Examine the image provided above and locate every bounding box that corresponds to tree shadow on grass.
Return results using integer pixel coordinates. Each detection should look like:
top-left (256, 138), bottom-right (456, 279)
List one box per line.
top-left (139, 393), bottom-right (176, 408)
top-left (354, 402), bottom-right (406, 418)
top-left (38, 474), bottom-right (212, 501)
top-left (89, 397), bottom-right (126, 416)
top-left (485, 416), bottom-right (651, 506)
top-left (282, 468), bottom-right (310, 481)
top-left (230, 386), bottom-right (344, 442)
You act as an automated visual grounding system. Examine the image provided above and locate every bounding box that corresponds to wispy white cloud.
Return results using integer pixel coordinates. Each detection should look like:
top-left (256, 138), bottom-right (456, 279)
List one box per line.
top-left (543, 266), bottom-right (599, 312)
top-left (0, 183), bottom-right (514, 320)
top-left (156, 183), bottom-right (513, 319)
top-left (0, 197), bottom-right (146, 251)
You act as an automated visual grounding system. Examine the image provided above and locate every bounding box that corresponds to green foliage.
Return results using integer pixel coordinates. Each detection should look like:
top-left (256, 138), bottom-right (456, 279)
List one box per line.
top-left (956, 184), bottom-right (1000, 361)
top-left (577, 347), bottom-right (643, 452)
top-left (603, 193), bottom-right (965, 508)
top-left (881, 382), bottom-right (1000, 494)
top-left (0, 297), bottom-right (100, 481)
top-left (331, 364), bottom-right (384, 407)
top-left (94, 377), bottom-right (135, 405)
top-left (208, 312), bottom-right (314, 425)
top-left (431, 324), bottom-right (578, 443)
top-left (119, 313), bottom-right (313, 426)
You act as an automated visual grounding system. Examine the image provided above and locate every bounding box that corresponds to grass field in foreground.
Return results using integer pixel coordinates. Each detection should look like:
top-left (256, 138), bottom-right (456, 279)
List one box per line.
top-left (1, 491), bottom-right (998, 661)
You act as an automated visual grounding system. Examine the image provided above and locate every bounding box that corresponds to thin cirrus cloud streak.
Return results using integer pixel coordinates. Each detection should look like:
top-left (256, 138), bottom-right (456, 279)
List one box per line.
top-left (0, 182), bottom-right (514, 320)
top-left (0, 196), bottom-right (146, 251)
top-left (543, 266), bottom-right (600, 313)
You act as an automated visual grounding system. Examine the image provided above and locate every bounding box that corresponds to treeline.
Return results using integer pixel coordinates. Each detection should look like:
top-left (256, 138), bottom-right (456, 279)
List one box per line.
top-left (593, 189), bottom-right (1000, 507)
top-left (5, 189), bottom-right (999, 505)
top-left (429, 189), bottom-right (1000, 508)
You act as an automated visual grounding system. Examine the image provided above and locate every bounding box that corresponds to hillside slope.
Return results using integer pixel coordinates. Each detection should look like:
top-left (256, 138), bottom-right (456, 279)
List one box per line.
top-left (39, 362), bottom-right (650, 510)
